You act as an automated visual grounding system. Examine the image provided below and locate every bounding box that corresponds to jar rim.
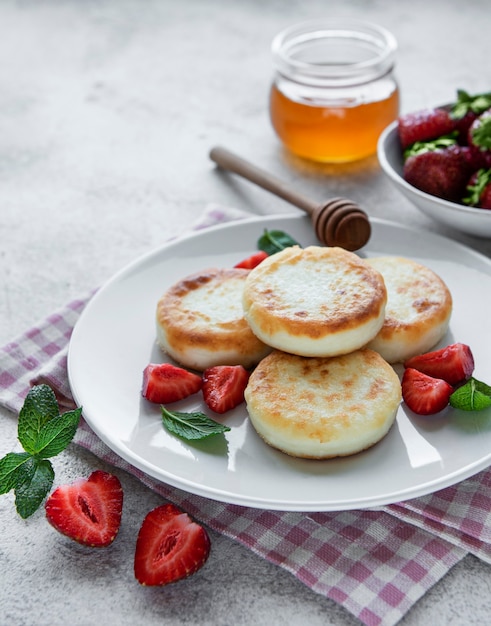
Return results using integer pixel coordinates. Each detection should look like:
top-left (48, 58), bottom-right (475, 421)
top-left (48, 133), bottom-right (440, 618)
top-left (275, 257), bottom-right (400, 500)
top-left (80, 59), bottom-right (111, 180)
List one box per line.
top-left (271, 19), bottom-right (397, 86)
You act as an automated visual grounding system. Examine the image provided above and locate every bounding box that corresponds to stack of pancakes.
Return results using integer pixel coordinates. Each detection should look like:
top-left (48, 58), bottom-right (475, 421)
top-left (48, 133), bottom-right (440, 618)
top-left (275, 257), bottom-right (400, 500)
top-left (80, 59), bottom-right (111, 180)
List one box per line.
top-left (156, 245), bottom-right (452, 459)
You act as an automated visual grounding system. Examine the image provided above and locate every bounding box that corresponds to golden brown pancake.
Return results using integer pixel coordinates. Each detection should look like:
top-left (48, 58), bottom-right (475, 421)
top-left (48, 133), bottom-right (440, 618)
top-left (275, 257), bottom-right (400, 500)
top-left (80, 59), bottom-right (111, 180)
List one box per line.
top-left (365, 256), bottom-right (452, 363)
top-left (156, 267), bottom-right (271, 371)
top-left (245, 349), bottom-right (401, 459)
top-left (242, 245), bottom-right (387, 357)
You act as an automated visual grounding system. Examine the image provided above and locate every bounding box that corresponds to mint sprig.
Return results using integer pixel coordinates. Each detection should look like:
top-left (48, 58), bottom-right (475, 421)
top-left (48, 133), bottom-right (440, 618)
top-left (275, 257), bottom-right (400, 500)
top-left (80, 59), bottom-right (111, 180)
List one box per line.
top-left (0, 384), bottom-right (81, 518)
top-left (161, 406), bottom-right (230, 440)
top-left (258, 229), bottom-right (300, 255)
top-left (449, 377), bottom-right (491, 412)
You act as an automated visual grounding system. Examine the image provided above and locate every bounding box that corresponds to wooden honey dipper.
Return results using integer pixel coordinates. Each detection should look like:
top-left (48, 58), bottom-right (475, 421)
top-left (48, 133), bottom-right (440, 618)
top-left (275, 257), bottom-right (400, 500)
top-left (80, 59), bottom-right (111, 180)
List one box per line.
top-left (209, 146), bottom-right (371, 252)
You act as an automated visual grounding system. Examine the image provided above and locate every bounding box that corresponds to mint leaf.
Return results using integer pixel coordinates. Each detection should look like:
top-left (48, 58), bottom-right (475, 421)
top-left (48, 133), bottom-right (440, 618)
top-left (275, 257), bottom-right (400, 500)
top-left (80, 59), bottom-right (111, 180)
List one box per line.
top-left (0, 452), bottom-right (32, 494)
top-left (449, 377), bottom-right (491, 411)
top-left (18, 384), bottom-right (60, 454)
top-left (0, 384), bottom-right (82, 518)
top-left (14, 457), bottom-right (54, 519)
top-left (258, 229), bottom-right (300, 255)
top-left (33, 408), bottom-right (82, 458)
top-left (161, 407), bottom-right (231, 440)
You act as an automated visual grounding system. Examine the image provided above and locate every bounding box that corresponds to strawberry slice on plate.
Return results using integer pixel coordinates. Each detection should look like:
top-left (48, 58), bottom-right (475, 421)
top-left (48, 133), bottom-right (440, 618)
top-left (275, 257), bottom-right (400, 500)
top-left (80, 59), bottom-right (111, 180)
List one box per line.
top-left (134, 503), bottom-right (210, 586)
top-left (142, 363), bottom-right (202, 404)
top-left (401, 368), bottom-right (453, 415)
top-left (234, 250), bottom-right (269, 269)
top-left (404, 343), bottom-right (475, 386)
top-left (45, 470), bottom-right (123, 547)
top-left (202, 364), bottom-right (250, 414)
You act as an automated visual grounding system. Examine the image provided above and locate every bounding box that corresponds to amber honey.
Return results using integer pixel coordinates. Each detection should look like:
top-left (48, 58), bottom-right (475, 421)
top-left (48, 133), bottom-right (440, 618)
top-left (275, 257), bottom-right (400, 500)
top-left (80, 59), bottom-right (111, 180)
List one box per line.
top-left (270, 83), bottom-right (399, 163)
top-left (269, 20), bottom-right (399, 163)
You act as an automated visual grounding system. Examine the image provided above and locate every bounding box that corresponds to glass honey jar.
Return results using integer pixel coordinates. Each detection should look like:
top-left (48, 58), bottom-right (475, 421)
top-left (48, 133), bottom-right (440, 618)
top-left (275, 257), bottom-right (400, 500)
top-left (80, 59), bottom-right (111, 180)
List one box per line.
top-left (269, 20), bottom-right (399, 163)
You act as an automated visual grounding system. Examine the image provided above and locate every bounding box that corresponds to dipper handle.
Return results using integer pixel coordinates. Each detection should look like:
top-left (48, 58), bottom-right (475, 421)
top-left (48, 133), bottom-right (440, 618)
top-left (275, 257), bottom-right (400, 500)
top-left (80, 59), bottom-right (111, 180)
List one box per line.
top-left (209, 146), bottom-right (371, 251)
top-left (210, 146), bottom-right (318, 215)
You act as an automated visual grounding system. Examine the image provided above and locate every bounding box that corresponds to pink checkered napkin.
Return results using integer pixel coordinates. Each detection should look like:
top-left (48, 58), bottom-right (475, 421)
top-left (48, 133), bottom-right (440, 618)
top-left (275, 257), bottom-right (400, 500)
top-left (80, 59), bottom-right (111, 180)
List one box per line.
top-left (1, 205), bottom-right (484, 626)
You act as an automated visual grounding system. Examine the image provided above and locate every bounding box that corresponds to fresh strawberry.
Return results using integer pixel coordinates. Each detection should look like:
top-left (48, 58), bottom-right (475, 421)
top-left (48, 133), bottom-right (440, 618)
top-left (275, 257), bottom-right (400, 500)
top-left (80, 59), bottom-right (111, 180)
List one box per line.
top-left (404, 343), bottom-right (475, 385)
top-left (403, 144), bottom-right (475, 202)
top-left (401, 368), bottom-right (453, 415)
top-left (463, 169), bottom-right (491, 209)
top-left (142, 363), bottom-right (202, 404)
top-left (134, 503), bottom-right (210, 586)
top-left (202, 364), bottom-right (250, 414)
top-left (450, 89), bottom-right (491, 142)
top-left (45, 470), bottom-right (123, 547)
top-left (234, 250), bottom-right (268, 269)
top-left (467, 109), bottom-right (491, 168)
top-left (398, 108), bottom-right (455, 150)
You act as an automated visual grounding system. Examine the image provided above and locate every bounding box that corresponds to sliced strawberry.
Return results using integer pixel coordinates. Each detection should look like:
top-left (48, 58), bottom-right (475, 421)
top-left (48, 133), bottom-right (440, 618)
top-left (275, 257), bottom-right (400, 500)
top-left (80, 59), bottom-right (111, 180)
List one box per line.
top-left (45, 470), bottom-right (123, 547)
top-left (202, 364), bottom-right (250, 414)
top-left (398, 108), bottom-right (456, 149)
top-left (142, 363), bottom-right (202, 404)
top-left (134, 503), bottom-right (210, 586)
top-left (234, 250), bottom-right (268, 269)
top-left (404, 343), bottom-right (475, 385)
top-left (401, 368), bottom-right (453, 415)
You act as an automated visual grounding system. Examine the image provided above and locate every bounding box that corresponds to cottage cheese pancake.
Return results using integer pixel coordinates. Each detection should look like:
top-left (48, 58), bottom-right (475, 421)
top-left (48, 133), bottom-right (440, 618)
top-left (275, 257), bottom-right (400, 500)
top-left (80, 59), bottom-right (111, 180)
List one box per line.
top-left (245, 349), bottom-right (401, 459)
top-left (365, 256), bottom-right (452, 363)
top-left (242, 246), bottom-right (387, 357)
top-left (156, 268), bottom-right (271, 371)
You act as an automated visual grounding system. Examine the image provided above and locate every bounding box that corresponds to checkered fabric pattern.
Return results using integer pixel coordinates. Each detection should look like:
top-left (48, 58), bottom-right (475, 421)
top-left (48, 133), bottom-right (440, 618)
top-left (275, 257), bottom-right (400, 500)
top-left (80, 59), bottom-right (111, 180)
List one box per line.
top-left (2, 206), bottom-right (489, 626)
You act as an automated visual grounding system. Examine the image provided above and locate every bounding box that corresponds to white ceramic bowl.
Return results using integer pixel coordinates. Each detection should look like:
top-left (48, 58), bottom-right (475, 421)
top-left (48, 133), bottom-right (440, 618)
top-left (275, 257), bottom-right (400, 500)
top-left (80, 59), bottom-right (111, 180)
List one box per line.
top-left (377, 120), bottom-right (491, 238)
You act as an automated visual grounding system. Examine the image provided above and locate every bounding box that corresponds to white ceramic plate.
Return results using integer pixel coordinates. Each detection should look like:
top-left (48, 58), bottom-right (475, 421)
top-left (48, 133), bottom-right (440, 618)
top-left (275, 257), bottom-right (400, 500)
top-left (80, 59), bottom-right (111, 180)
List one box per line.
top-left (68, 215), bottom-right (491, 511)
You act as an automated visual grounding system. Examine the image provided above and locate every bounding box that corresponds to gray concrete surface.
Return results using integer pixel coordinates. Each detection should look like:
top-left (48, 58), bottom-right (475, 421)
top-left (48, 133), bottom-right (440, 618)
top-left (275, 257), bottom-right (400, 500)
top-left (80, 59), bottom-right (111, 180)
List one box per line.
top-left (1, 1), bottom-right (491, 624)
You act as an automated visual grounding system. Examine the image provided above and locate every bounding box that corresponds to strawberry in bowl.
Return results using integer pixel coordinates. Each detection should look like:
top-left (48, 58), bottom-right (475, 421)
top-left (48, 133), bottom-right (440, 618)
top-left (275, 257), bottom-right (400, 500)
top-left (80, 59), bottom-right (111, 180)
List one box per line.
top-left (377, 89), bottom-right (491, 238)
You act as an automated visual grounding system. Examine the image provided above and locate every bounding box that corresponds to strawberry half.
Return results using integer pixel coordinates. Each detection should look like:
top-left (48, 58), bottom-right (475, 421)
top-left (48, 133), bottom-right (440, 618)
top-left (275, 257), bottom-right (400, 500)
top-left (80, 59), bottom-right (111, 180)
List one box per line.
top-left (134, 503), bottom-right (210, 586)
top-left (142, 363), bottom-right (202, 404)
top-left (45, 470), bottom-right (123, 547)
top-left (202, 364), bottom-right (250, 414)
top-left (404, 343), bottom-right (475, 386)
top-left (401, 368), bottom-right (453, 416)
top-left (234, 250), bottom-right (269, 269)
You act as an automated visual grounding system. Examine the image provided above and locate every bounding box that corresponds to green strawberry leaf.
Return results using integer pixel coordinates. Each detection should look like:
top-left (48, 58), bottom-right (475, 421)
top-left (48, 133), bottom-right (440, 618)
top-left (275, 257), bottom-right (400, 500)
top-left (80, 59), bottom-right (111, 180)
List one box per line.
top-left (403, 133), bottom-right (458, 159)
top-left (161, 406), bottom-right (231, 440)
top-left (33, 408), bottom-right (82, 458)
top-left (258, 229), bottom-right (300, 255)
top-left (449, 377), bottom-right (491, 411)
top-left (463, 169), bottom-right (491, 206)
top-left (14, 457), bottom-right (55, 519)
top-left (451, 89), bottom-right (491, 119)
top-left (0, 452), bottom-right (32, 494)
top-left (471, 115), bottom-right (491, 150)
top-left (18, 384), bottom-right (60, 454)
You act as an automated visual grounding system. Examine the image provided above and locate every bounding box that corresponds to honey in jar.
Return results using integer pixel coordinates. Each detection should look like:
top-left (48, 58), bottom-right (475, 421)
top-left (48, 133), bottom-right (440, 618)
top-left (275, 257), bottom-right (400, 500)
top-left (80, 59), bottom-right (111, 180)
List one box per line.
top-left (269, 20), bottom-right (400, 163)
